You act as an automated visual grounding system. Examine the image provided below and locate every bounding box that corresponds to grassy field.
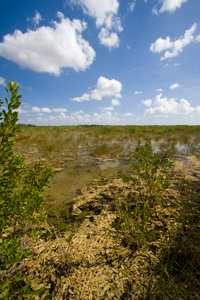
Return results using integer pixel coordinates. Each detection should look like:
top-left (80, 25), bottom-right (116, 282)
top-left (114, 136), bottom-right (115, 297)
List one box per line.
top-left (13, 125), bottom-right (200, 299)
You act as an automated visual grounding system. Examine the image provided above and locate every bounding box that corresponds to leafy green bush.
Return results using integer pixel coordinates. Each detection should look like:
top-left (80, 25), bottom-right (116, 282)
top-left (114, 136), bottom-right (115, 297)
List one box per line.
top-left (116, 139), bottom-right (176, 245)
top-left (0, 82), bottom-right (53, 299)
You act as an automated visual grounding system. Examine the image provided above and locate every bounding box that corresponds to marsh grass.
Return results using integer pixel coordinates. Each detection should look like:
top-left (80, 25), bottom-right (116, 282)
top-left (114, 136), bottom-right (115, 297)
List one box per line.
top-left (12, 125), bottom-right (200, 299)
top-left (115, 139), bottom-right (177, 246)
top-left (89, 142), bottom-right (123, 158)
top-left (114, 138), bottom-right (200, 299)
top-left (145, 200), bottom-right (200, 299)
top-left (14, 125), bottom-right (200, 159)
top-left (141, 164), bottom-right (200, 300)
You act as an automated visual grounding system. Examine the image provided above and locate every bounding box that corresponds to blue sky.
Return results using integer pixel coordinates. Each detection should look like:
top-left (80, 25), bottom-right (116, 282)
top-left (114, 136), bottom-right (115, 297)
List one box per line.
top-left (0, 0), bottom-right (200, 125)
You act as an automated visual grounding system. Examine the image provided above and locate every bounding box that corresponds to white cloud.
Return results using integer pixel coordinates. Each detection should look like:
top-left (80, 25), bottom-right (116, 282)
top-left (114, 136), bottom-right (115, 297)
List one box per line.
top-left (15, 108), bottom-right (29, 114)
top-left (35, 110), bottom-right (120, 125)
top-left (91, 76), bottom-right (122, 100)
top-left (128, 1), bottom-right (136, 13)
top-left (32, 11), bottom-right (42, 25)
top-left (160, 0), bottom-right (187, 13)
top-left (144, 93), bottom-right (200, 116)
top-left (111, 98), bottom-right (121, 106)
top-left (32, 107), bottom-right (67, 113)
top-left (72, 76), bottom-right (122, 102)
top-left (41, 108), bottom-right (51, 113)
top-left (135, 91), bottom-right (142, 95)
top-left (155, 88), bottom-right (163, 92)
top-left (169, 83), bottom-right (181, 90)
top-left (123, 112), bottom-right (134, 117)
top-left (106, 111), bottom-right (112, 116)
top-left (70, 0), bottom-right (122, 49)
top-left (0, 77), bottom-right (6, 86)
top-left (0, 13), bottom-right (95, 75)
top-left (52, 108), bottom-right (68, 113)
top-left (142, 99), bottom-right (152, 107)
top-left (60, 112), bottom-right (67, 119)
top-left (152, 0), bottom-right (187, 15)
top-left (98, 28), bottom-right (119, 49)
top-left (152, 6), bottom-right (159, 15)
top-left (101, 106), bottom-right (114, 112)
top-left (150, 23), bottom-right (198, 61)
top-left (196, 35), bottom-right (200, 42)
top-left (70, 0), bottom-right (120, 28)
top-left (32, 107), bottom-right (41, 113)
top-left (71, 93), bottom-right (90, 102)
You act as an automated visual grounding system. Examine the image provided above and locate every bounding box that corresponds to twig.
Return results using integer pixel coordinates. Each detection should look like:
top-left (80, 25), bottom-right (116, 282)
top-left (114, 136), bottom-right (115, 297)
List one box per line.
top-left (49, 223), bottom-right (64, 259)
top-left (0, 262), bottom-right (24, 282)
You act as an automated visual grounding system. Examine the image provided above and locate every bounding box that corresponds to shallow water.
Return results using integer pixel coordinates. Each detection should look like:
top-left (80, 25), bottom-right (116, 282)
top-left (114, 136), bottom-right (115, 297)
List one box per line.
top-left (15, 131), bottom-right (199, 213)
top-left (45, 157), bottom-right (131, 209)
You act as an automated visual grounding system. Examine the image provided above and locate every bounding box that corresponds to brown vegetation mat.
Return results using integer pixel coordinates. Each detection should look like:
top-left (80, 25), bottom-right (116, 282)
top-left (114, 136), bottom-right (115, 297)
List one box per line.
top-left (22, 155), bottom-right (200, 299)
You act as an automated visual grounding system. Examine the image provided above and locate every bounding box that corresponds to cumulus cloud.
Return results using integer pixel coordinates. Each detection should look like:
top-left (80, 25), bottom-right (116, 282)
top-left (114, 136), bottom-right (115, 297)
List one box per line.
top-left (150, 23), bottom-right (198, 61)
top-left (70, 0), bottom-right (122, 49)
top-left (70, 0), bottom-right (120, 28)
top-left (150, 23), bottom-right (197, 60)
top-left (0, 13), bottom-right (95, 75)
top-left (123, 112), bottom-right (134, 117)
top-left (144, 93), bottom-right (200, 116)
top-left (72, 76), bottom-right (122, 102)
top-left (0, 77), bottom-right (6, 86)
top-left (32, 107), bottom-right (41, 113)
top-left (155, 88), bottom-right (163, 92)
top-left (111, 98), bottom-right (121, 106)
top-left (169, 83), bottom-right (181, 90)
top-left (35, 110), bottom-right (120, 125)
top-left (32, 107), bottom-right (67, 113)
top-left (72, 93), bottom-right (91, 102)
top-left (98, 28), bottom-right (119, 49)
top-left (142, 99), bottom-right (152, 107)
top-left (15, 108), bottom-right (29, 114)
top-left (160, 0), bottom-right (187, 13)
top-left (152, 0), bottom-right (187, 14)
top-left (91, 76), bottom-right (122, 100)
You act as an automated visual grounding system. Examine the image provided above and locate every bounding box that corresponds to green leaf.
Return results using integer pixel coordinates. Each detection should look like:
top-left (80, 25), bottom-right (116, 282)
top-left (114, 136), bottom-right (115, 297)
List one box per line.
top-left (12, 82), bottom-right (18, 89)
top-left (32, 286), bottom-right (46, 297)
top-left (42, 295), bottom-right (52, 300)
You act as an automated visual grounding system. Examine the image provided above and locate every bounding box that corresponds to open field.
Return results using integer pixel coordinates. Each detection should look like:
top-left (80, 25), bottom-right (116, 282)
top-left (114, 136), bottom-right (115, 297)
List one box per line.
top-left (13, 125), bottom-right (200, 299)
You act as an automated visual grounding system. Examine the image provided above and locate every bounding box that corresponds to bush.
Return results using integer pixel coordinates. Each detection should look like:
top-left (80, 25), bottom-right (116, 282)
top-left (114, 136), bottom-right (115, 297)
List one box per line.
top-left (116, 138), bottom-right (176, 245)
top-left (0, 82), bottom-right (53, 299)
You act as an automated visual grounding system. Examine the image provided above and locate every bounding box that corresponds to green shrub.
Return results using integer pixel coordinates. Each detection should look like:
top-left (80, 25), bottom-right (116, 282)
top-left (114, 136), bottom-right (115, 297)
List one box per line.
top-left (0, 82), bottom-right (53, 299)
top-left (116, 138), bottom-right (177, 245)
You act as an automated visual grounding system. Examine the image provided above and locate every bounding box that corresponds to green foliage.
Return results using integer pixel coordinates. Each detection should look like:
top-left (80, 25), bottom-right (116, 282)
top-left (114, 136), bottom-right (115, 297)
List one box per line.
top-left (116, 139), bottom-right (177, 245)
top-left (0, 82), bottom-right (53, 299)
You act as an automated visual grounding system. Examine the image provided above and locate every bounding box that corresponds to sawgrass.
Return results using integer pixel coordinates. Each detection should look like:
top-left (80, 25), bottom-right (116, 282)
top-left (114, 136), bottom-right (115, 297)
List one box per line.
top-left (12, 124), bottom-right (200, 299)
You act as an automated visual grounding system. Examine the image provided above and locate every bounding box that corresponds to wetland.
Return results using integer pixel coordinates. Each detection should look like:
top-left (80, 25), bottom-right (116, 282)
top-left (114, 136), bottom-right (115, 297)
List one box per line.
top-left (13, 125), bottom-right (200, 299)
